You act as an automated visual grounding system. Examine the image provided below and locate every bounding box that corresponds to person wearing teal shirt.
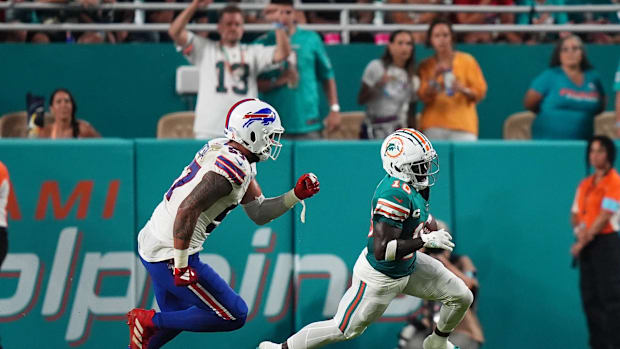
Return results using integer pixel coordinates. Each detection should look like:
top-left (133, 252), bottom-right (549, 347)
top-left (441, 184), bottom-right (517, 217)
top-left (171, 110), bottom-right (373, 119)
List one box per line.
top-left (516, 0), bottom-right (568, 43)
top-left (254, 0), bottom-right (341, 139)
top-left (524, 35), bottom-right (606, 139)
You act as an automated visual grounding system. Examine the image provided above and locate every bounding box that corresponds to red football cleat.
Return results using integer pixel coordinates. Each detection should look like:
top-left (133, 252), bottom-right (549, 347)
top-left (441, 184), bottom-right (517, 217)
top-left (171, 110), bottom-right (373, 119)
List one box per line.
top-left (127, 308), bottom-right (157, 349)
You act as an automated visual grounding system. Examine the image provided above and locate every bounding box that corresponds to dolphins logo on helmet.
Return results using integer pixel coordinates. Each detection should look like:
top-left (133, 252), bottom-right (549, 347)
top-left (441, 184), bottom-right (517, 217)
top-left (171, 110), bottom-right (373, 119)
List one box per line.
top-left (380, 128), bottom-right (439, 190)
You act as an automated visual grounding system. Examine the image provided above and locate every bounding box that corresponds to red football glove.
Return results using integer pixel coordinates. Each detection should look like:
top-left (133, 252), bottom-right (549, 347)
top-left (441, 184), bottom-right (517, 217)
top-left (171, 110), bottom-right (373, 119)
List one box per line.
top-left (294, 173), bottom-right (320, 200)
top-left (174, 266), bottom-right (198, 286)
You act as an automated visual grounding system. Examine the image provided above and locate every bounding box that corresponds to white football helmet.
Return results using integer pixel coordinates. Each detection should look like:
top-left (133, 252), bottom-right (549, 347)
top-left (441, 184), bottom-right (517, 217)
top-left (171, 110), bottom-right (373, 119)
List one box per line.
top-left (224, 98), bottom-right (285, 161)
top-left (380, 128), bottom-right (439, 190)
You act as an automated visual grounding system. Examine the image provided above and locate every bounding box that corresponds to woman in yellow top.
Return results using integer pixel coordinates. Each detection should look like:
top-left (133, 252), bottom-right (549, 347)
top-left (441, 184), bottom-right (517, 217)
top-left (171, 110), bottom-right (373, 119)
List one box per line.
top-left (417, 18), bottom-right (487, 140)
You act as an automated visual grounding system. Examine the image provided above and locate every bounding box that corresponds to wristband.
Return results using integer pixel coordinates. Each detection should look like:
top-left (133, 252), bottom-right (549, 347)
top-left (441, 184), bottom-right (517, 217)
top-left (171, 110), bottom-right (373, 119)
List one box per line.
top-left (464, 270), bottom-right (476, 279)
top-left (283, 189), bottom-right (300, 208)
top-left (330, 104), bottom-right (340, 113)
top-left (174, 248), bottom-right (189, 269)
top-left (274, 22), bottom-right (285, 29)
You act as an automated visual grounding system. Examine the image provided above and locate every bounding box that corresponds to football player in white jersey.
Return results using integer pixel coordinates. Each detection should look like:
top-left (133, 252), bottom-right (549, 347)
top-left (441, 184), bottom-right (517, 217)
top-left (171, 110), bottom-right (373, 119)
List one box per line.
top-left (127, 99), bottom-right (320, 349)
top-left (169, 0), bottom-right (291, 139)
top-left (259, 129), bottom-right (472, 349)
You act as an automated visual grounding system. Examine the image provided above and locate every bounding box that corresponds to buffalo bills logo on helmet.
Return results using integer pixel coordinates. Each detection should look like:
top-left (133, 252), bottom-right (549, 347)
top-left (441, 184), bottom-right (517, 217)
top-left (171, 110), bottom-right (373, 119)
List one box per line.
top-left (242, 108), bottom-right (276, 128)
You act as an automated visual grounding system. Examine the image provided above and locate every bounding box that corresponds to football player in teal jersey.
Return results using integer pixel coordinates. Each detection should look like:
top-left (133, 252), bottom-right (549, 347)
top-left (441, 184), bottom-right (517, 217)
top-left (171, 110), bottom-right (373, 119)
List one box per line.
top-left (259, 128), bottom-right (473, 349)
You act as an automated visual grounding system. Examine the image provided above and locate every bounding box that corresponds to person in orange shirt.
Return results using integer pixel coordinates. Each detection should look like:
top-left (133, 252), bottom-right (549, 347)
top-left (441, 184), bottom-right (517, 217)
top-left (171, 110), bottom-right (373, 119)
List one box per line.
top-left (417, 18), bottom-right (487, 141)
top-left (0, 160), bottom-right (9, 269)
top-left (571, 135), bottom-right (620, 349)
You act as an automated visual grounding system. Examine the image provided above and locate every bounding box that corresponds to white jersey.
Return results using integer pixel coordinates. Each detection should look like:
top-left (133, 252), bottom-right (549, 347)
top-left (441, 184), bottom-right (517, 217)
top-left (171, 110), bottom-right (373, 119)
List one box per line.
top-left (180, 31), bottom-right (278, 139)
top-left (361, 59), bottom-right (419, 120)
top-left (138, 138), bottom-right (256, 262)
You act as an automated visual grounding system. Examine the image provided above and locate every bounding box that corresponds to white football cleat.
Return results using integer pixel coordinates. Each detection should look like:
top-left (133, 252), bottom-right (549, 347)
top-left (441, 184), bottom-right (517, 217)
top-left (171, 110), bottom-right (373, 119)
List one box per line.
top-left (258, 341), bottom-right (282, 349)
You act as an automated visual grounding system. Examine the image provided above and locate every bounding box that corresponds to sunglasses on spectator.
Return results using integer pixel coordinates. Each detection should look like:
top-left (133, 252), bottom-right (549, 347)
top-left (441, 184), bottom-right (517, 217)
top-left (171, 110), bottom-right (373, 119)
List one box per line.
top-left (561, 46), bottom-right (582, 52)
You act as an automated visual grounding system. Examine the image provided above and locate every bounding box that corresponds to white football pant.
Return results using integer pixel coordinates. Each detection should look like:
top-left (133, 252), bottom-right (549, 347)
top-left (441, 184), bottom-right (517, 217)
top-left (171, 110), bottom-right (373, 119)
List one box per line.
top-left (285, 251), bottom-right (473, 349)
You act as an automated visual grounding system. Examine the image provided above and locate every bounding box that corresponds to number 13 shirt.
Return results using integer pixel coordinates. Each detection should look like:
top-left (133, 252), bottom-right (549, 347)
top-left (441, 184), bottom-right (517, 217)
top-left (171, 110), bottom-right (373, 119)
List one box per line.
top-left (180, 31), bottom-right (278, 139)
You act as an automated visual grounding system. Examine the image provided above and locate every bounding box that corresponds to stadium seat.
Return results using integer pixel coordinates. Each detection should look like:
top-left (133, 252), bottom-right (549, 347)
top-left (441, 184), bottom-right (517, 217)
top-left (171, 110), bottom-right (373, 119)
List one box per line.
top-left (594, 111), bottom-right (615, 139)
top-left (0, 111), bottom-right (53, 138)
top-left (0, 111), bottom-right (28, 137)
top-left (157, 111), bottom-right (195, 139)
top-left (176, 66), bottom-right (199, 95)
top-left (324, 111), bottom-right (365, 140)
top-left (503, 111), bottom-right (535, 140)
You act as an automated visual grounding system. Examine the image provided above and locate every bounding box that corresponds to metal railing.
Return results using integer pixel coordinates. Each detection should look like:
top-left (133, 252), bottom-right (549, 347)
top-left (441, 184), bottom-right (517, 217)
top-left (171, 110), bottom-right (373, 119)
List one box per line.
top-left (1, 3), bottom-right (619, 43)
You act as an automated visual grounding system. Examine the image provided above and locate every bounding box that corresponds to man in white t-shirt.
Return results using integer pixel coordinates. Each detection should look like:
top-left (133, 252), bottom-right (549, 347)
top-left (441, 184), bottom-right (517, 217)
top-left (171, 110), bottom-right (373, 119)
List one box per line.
top-left (169, 0), bottom-right (290, 139)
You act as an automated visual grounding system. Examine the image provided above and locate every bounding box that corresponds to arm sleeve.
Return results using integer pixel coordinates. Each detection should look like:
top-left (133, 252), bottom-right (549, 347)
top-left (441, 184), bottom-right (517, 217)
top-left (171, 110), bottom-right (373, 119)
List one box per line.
top-left (176, 31), bottom-right (211, 66)
top-left (210, 154), bottom-right (249, 187)
top-left (416, 59), bottom-right (434, 103)
top-left (251, 44), bottom-right (280, 74)
top-left (464, 54), bottom-right (487, 101)
top-left (601, 180), bottom-right (620, 213)
top-left (313, 34), bottom-right (335, 81)
top-left (530, 70), bottom-right (552, 96)
top-left (572, 186), bottom-right (580, 214)
top-left (242, 191), bottom-right (299, 225)
top-left (372, 189), bottom-right (412, 229)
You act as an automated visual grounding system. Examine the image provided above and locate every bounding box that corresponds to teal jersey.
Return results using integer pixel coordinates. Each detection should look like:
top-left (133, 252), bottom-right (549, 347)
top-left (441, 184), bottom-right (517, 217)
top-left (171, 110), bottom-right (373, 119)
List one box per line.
top-left (516, 0), bottom-right (568, 25)
top-left (530, 67), bottom-right (605, 140)
top-left (615, 59), bottom-right (620, 92)
top-left (366, 175), bottom-right (429, 279)
top-left (254, 27), bottom-right (335, 134)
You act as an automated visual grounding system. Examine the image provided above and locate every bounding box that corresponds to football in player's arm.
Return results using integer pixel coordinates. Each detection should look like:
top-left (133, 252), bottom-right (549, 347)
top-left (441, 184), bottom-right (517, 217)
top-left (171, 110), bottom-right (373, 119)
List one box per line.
top-left (259, 128), bottom-right (472, 349)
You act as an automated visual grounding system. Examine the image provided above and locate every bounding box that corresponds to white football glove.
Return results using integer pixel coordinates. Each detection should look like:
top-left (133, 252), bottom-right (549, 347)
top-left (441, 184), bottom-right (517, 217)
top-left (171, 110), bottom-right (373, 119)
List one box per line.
top-left (420, 229), bottom-right (455, 252)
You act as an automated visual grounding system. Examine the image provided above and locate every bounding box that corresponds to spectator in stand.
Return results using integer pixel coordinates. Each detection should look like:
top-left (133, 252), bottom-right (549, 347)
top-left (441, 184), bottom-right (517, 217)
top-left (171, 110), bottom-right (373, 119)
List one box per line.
top-left (523, 35), bottom-right (606, 140)
top-left (169, 0), bottom-right (291, 139)
top-left (30, 0), bottom-right (79, 43)
top-left (357, 30), bottom-right (419, 139)
top-left (349, 0), bottom-right (374, 43)
top-left (388, 0), bottom-right (439, 44)
top-left (37, 88), bottom-right (101, 138)
top-left (417, 18), bottom-right (487, 141)
top-left (516, 0), bottom-right (569, 44)
top-left (571, 135), bottom-right (620, 349)
top-left (28, 0), bottom-right (129, 43)
top-left (255, 0), bottom-right (342, 140)
top-left (454, 0), bottom-right (521, 43)
top-left (0, 0), bottom-right (30, 42)
top-left (74, 0), bottom-right (134, 43)
top-left (302, 0), bottom-right (355, 24)
top-left (568, 0), bottom-right (620, 44)
top-left (245, 0), bottom-right (306, 24)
